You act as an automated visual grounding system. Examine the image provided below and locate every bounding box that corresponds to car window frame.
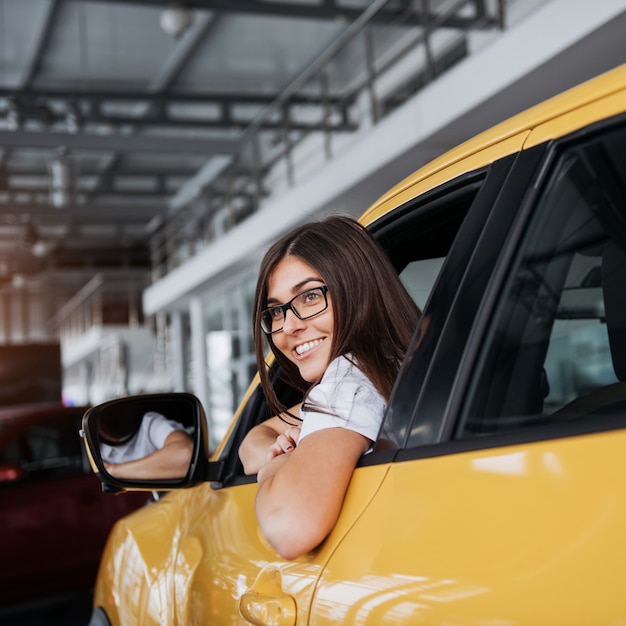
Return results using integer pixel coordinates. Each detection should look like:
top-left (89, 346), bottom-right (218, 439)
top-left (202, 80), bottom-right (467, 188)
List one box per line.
top-left (452, 114), bottom-right (626, 443)
top-left (396, 113), bottom-right (626, 464)
top-left (366, 149), bottom-right (543, 463)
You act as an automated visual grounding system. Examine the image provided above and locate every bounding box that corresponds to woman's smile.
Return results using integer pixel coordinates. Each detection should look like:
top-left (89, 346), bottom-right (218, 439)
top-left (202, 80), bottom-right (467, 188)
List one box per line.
top-left (294, 338), bottom-right (325, 357)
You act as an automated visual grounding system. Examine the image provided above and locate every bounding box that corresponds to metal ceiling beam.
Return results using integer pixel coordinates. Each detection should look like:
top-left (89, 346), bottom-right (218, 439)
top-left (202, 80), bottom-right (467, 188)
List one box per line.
top-left (149, 13), bottom-right (220, 93)
top-left (1, 88), bottom-right (355, 131)
top-left (0, 208), bottom-right (165, 223)
top-left (19, 0), bottom-right (63, 89)
top-left (0, 110), bottom-right (355, 132)
top-left (4, 186), bottom-right (169, 198)
top-left (2, 167), bottom-right (198, 178)
top-left (0, 87), bottom-right (353, 106)
top-left (171, 0), bottom-right (394, 216)
top-left (80, 0), bottom-right (494, 29)
top-left (0, 129), bottom-right (241, 155)
top-left (0, 202), bottom-right (166, 222)
top-left (83, 154), bottom-right (123, 198)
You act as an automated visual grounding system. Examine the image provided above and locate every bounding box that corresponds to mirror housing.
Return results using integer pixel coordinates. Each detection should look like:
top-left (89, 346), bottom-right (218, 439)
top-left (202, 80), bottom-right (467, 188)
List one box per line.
top-left (81, 392), bottom-right (223, 492)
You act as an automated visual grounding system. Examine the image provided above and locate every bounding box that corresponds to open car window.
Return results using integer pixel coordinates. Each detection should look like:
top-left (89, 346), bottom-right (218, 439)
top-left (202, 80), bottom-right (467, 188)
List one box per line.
top-left (220, 164), bottom-right (517, 479)
top-left (218, 181), bottom-right (483, 482)
top-left (218, 368), bottom-right (304, 486)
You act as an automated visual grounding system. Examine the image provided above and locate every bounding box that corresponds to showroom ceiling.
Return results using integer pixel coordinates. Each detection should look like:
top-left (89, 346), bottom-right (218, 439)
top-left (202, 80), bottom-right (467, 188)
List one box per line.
top-left (0, 0), bottom-right (494, 299)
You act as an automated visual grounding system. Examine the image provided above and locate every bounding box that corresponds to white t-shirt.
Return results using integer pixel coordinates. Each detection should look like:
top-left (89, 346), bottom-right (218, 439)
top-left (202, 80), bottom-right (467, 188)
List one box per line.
top-left (100, 411), bottom-right (186, 464)
top-left (298, 355), bottom-right (388, 445)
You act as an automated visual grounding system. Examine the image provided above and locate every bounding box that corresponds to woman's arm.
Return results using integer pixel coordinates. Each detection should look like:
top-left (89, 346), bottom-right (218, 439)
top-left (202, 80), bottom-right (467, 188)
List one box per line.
top-left (238, 405), bottom-right (301, 475)
top-left (104, 430), bottom-right (194, 480)
top-left (254, 427), bottom-right (370, 560)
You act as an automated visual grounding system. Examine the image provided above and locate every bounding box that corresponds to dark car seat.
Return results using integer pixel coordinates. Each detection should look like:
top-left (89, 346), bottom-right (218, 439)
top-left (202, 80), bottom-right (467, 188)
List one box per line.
top-left (554, 241), bottom-right (626, 417)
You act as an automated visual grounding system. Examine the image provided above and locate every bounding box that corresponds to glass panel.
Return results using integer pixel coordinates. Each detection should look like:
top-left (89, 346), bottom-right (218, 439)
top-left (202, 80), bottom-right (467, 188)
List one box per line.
top-left (457, 123), bottom-right (626, 437)
top-left (21, 415), bottom-right (83, 477)
top-left (375, 179), bottom-right (484, 450)
top-left (399, 257), bottom-right (445, 310)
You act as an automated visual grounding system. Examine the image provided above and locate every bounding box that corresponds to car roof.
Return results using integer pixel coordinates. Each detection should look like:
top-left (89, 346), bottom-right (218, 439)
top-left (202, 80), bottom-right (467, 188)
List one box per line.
top-left (361, 62), bottom-right (626, 227)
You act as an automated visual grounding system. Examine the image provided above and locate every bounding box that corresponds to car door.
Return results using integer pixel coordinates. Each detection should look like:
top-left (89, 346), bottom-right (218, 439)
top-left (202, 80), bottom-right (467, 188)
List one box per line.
top-left (91, 379), bottom-right (397, 626)
top-left (309, 117), bottom-right (626, 623)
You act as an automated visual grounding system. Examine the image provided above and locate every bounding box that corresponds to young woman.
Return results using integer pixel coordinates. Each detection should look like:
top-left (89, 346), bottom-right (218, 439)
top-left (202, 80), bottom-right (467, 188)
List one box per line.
top-left (238, 215), bottom-right (420, 560)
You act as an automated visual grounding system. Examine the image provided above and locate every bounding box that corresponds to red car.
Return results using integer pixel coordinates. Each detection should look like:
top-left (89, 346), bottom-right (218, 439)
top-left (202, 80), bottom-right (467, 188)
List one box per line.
top-left (0, 403), bottom-right (151, 608)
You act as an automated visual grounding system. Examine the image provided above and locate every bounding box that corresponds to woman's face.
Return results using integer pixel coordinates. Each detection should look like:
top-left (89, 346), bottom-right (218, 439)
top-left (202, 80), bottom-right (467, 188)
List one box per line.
top-left (266, 256), bottom-right (334, 383)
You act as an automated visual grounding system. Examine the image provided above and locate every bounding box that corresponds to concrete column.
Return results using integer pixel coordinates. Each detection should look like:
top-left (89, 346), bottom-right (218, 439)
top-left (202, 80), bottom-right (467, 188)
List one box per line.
top-left (1, 293), bottom-right (11, 342)
top-left (189, 296), bottom-right (209, 414)
top-left (234, 283), bottom-right (251, 403)
top-left (79, 361), bottom-right (91, 405)
top-left (170, 310), bottom-right (187, 392)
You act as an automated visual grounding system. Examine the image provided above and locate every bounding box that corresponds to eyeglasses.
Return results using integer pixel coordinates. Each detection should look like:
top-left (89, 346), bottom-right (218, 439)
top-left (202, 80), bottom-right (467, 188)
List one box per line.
top-left (261, 285), bottom-right (329, 334)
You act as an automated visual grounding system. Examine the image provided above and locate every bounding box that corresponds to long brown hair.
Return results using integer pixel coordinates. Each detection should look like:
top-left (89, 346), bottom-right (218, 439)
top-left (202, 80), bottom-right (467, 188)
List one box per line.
top-left (253, 215), bottom-right (420, 419)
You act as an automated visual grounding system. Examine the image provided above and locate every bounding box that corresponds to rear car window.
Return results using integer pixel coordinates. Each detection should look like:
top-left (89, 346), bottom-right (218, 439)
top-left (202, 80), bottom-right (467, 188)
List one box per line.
top-left (457, 122), bottom-right (626, 437)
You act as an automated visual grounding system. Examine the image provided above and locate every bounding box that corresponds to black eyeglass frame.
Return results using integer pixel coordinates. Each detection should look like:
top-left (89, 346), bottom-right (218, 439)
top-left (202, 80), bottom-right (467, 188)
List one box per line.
top-left (261, 285), bottom-right (329, 334)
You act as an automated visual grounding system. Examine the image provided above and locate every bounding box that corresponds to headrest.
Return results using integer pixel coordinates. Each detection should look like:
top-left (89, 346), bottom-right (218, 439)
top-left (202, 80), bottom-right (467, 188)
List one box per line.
top-left (602, 243), bottom-right (626, 381)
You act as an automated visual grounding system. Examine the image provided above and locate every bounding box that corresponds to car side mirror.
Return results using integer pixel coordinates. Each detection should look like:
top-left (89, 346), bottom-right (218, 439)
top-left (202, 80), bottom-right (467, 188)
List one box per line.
top-left (81, 392), bottom-right (221, 492)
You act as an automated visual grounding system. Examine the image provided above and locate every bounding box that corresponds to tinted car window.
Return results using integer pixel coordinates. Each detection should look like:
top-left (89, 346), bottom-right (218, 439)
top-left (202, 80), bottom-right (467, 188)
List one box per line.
top-left (457, 122), bottom-right (626, 437)
top-left (379, 153), bottom-right (536, 451)
top-left (0, 413), bottom-right (83, 479)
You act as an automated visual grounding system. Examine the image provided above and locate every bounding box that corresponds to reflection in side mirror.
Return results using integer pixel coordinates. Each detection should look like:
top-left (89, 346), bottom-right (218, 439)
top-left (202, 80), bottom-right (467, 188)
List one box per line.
top-left (82, 393), bottom-right (212, 492)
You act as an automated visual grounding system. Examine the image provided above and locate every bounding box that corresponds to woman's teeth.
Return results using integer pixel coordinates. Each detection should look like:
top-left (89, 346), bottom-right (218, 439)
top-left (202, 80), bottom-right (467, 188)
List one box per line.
top-left (295, 339), bottom-right (323, 355)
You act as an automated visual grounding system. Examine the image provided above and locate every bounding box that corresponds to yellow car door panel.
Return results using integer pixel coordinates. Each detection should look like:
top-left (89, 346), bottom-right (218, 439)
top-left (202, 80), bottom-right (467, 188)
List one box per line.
top-left (94, 465), bottom-right (390, 625)
top-left (312, 431), bottom-right (626, 624)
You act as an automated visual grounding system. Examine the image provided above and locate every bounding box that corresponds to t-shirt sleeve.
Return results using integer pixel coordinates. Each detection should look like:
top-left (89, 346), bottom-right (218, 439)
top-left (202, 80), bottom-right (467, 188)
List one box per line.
top-left (298, 361), bottom-right (386, 443)
top-left (145, 412), bottom-right (185, 449)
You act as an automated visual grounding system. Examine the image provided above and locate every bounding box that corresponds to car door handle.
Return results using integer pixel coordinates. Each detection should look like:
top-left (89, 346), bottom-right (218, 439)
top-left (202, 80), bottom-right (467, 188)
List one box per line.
top-left (238, 567), bottom-right (296, 626)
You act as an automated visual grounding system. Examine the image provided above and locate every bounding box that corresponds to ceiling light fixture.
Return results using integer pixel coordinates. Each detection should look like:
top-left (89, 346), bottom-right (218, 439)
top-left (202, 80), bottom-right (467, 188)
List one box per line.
top-left (160, 3), bottom-right (194, 38)
top-left (31, 240), bottom-right (52, 258)
top-left (65, 101), bottom-right (80, 134)
top-left (11, 274), bottom-right (26, 289)
top-left (5, 98), bottom-right (20, 131)
top-left (22, 220), bottom-right (51, 258)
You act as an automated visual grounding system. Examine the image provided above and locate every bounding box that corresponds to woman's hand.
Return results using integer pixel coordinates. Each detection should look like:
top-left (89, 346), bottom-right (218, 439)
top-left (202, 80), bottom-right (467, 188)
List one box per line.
top-left (257, 452), bottom-right (289, 484)
top-left (238, 406), bottom-right (301, 475)
top-left (264, 425), bottom-right (301, 463)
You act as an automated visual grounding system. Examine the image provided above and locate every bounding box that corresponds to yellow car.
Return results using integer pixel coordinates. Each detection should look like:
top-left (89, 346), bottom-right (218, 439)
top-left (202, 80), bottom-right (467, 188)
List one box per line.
top-left (82, 63), bottom-right (626, 625)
